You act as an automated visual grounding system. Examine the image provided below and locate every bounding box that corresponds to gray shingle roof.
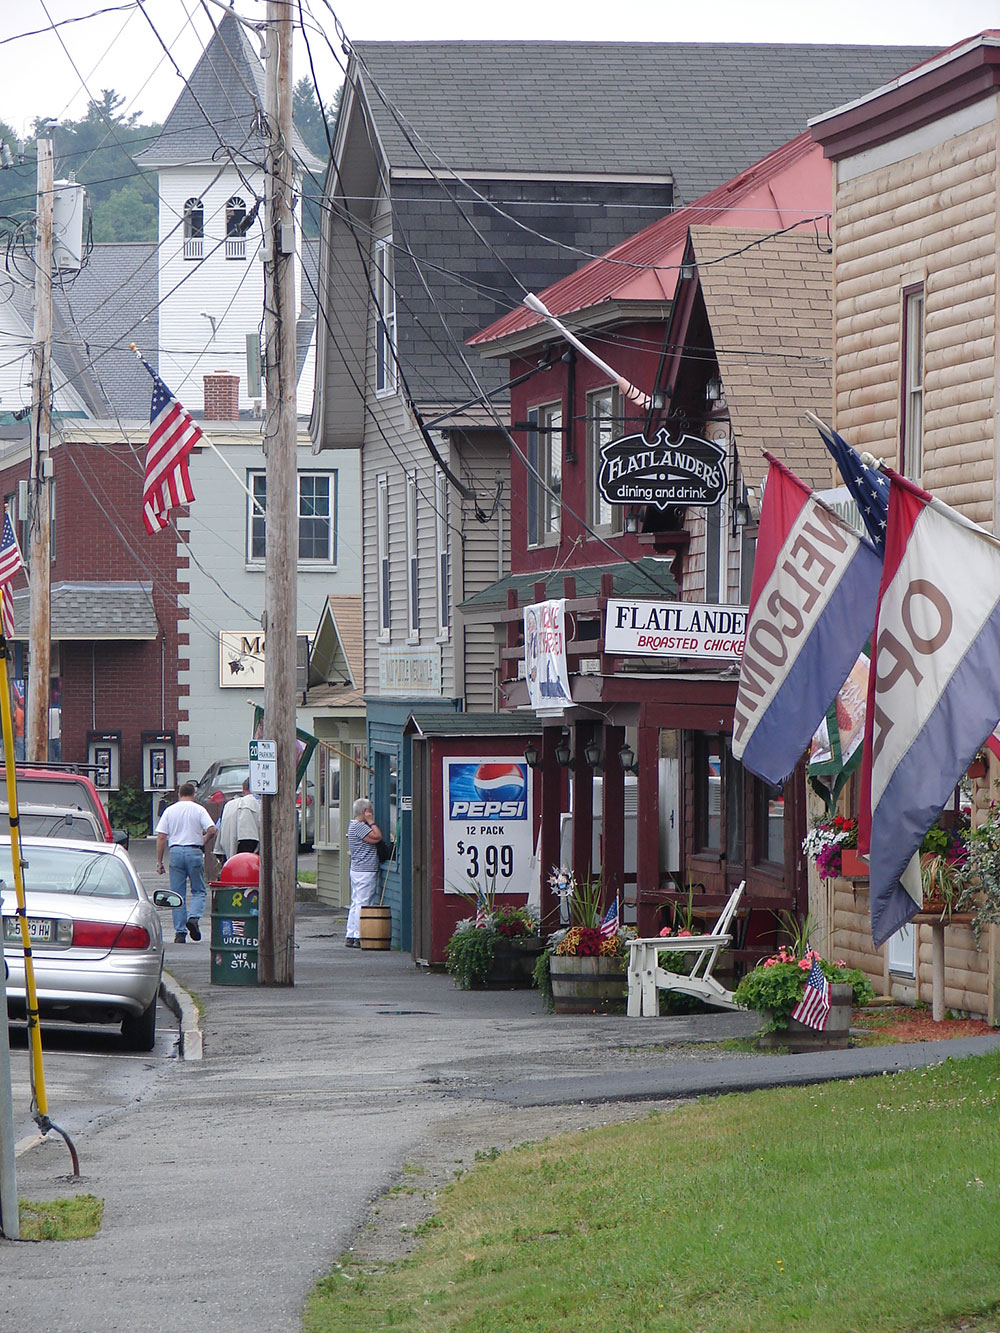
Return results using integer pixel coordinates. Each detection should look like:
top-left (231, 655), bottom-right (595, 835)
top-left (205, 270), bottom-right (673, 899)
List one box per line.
top-left (460, 556), bottom-right (678, 612)
top-left (54, 244), bottom-right (159, 419)
top-left (137, 11), bottom-right (320, 172)
top-left (352, 41), bottom-right (934, 203)
top-left (11, 582), bottom-right (158, 640)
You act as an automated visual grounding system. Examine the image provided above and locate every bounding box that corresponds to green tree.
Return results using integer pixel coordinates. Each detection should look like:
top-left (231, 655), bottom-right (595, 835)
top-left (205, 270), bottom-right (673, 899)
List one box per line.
top-left (90, 183), bottom-right (156, 243)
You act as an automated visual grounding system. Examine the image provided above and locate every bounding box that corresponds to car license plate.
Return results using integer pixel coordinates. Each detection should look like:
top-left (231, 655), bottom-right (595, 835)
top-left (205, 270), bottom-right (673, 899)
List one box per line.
top-left (3, 916), bottom-right (53, 943)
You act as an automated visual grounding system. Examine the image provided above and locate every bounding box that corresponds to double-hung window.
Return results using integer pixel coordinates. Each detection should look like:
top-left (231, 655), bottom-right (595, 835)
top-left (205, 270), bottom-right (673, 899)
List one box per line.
top-left (247, 471), bottom-right (336, 565)
top-left (586, 387), bottom-right (622, 533)
top-left (405, 471), bottom-right (419, 641)
top-left (373, 238), bottom-right (396, 396)
top-left (225, 195), bottom-right (247, 260)
top-left (902, 285), bottom-right (924, 481)
top-left (434, 470), bottom-right (449, 639)
top-left (377, 473), bottom-right (390, 640)
top-left (526, 401), bottom-right (562, 547)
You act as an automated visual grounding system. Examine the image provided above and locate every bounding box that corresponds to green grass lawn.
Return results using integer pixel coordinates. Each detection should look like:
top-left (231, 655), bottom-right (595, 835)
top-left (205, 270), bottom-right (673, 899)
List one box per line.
top-left (306, 1053), bottom-right (1000, 1332)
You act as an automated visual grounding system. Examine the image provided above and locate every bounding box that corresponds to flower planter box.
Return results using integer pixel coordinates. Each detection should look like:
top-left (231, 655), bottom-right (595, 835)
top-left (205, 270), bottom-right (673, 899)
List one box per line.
top-left (482, 937), bottom-right (544, 988)
top-left (840, 848), bottom-right (869, 880)
top-left (758, 983), bottom-right (854, 1053)
top-left (549, 954), bottom-right (627, 1014)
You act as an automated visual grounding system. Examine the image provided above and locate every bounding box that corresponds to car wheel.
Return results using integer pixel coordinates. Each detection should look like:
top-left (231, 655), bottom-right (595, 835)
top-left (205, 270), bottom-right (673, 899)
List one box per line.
top-left (121, 996), bottom-right (157, 1051)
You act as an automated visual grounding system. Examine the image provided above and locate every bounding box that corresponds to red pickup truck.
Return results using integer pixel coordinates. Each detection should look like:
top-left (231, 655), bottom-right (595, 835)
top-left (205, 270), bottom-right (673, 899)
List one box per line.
top-left (0, 767), bottom-right (118, 842)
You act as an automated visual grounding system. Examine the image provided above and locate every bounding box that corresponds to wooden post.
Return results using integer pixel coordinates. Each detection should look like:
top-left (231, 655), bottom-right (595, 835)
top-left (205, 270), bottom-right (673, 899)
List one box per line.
top-left (602, 725), bottom-right (625, 911)
top-left (27, 138), bottom-right (53, 763)
top-left (259, 2), bottom-right (297, 985)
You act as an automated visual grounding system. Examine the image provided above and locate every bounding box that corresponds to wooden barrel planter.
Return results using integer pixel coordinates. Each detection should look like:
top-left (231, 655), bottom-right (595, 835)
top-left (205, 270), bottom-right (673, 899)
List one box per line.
top-left (360, 905), bottom-right (392, 950)
top-left (549, 954), bottom-right (627, 1014)
top-left (758, 983), bottom-right (854, 1053)
top-left (485, 937), bottom-right (544, 987)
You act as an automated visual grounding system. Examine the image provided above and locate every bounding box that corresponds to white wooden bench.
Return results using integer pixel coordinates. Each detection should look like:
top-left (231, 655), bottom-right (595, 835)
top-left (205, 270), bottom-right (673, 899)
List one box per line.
top-left (627, 880), bottom-right (746, 1017)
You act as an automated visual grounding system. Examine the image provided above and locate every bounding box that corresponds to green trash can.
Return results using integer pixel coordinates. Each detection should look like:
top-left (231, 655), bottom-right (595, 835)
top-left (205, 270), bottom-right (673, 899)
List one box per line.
top-left (210, 853), bottom-right (260, 985)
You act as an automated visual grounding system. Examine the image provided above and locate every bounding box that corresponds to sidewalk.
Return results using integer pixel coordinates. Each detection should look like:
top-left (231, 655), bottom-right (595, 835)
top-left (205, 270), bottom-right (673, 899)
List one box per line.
top-left (3, 840), bottom-right (1000, 1332)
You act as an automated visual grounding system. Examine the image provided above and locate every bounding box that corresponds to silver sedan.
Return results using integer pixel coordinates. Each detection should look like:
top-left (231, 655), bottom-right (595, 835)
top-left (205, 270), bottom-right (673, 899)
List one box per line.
top-left (1, 838), bottom-right (181, 1050)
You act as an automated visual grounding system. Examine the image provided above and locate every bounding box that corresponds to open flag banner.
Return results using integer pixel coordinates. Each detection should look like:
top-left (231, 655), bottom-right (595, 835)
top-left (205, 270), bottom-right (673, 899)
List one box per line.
top-left (860, 472), bottom-right (1000, 946)
top-left (732, 454), bottom-right (881, 786)
top-left (138, 357), bottom-right (202, 535)
top-left (0, 507), bottom-right (24, 639)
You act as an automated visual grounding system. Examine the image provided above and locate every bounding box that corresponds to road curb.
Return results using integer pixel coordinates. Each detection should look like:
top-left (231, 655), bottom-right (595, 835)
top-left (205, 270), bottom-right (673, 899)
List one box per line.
top-left (160, 970), bottom-right (203, 1061)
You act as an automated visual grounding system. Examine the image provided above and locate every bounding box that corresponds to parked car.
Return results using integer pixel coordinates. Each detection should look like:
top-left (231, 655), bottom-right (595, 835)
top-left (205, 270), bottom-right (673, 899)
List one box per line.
top-left (0, 766), bottom-right (120, 843)
top-left (193, 758), bottom-right (250, 826)
top-left (196, 758), bottom-right (314, 849)
top-left (0, 837), bottom-right (181, 1050)
top-left (0, 803), bottom-right (107, 842)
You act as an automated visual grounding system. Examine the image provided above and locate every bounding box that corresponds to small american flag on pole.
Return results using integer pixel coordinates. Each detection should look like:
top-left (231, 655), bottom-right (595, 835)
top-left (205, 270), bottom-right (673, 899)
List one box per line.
top-left (137, 354), bottom-right (202, 535)
top-left (0, 508), bottom-right (24, 638)
top-left (598, 899), bottom-right (619, 940)
top-left (791, 957), bottom-right (832, 1031)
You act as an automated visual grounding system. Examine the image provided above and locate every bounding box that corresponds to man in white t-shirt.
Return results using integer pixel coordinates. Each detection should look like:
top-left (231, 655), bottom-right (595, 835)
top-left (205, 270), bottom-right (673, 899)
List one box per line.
top-left (155, 782), bottom-right (217, 943)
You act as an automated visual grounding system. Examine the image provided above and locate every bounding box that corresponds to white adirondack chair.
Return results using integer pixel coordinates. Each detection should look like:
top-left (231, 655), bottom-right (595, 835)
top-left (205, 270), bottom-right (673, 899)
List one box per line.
top-left (627, 880), bottom-right (746, 1017)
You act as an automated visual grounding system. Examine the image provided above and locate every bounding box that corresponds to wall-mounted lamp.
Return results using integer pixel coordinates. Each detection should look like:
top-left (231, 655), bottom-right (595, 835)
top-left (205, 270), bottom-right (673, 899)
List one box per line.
top-left (618, 741), bottom-right (638, 774)
top-left (624, 505), bottom-right (641, 534)
top-left (651, 389), bottom-right (667, 411)
top-left (733, 499), bottom-right (752, 530)
top-left (554, 731), bottom-right (573, 768)
top-left (524, 740), bottom-right (541, 769)
top-left (583, 739), bottom-right (604, 771)
top-left (679, 260), bottom-right (695, 282)
top-left (705, 375), bottom-right (723, 403)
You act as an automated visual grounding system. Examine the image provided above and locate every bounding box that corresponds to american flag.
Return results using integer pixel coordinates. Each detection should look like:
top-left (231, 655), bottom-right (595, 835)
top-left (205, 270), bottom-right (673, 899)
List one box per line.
top-left (139, 359), bottom-right (202, 535)
top-left (791, 958), bottom-right (832, 1031)
top-left (0, 508), bottom-right (24, 638)
top-left (813, 419), bottom-right (890, 553)
top-left (598, 899), bottom-right (619, 940)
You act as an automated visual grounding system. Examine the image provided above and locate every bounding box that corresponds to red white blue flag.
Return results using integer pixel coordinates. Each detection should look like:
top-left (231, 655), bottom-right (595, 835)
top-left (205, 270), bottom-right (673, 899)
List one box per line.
top-left (791, 957), bottom-right (831, 1030)
top-left (860, 471), bottom-right (1000, 946)
top-left (599, 899), bottom-right (618, 940)
top-left (733, 455), bottom-right (881, 786)
top-left (138, 358), bottom-right (202, 535)
top-left (0, 507), bottom-right (24, 639)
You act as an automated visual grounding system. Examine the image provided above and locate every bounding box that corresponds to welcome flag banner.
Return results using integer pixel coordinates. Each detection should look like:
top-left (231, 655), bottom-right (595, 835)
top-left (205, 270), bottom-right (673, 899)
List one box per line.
top-left (733, 454), bottom-right (881, 786)
top-left (859, 471), bottom-right (1000, 946)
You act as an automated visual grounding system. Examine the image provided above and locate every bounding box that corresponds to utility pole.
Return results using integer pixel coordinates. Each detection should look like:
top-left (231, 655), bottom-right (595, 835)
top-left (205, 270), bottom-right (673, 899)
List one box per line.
top-left (258, 1), bottom-right (298, 984)
top-left (27, 138), bottom-right (52, 765)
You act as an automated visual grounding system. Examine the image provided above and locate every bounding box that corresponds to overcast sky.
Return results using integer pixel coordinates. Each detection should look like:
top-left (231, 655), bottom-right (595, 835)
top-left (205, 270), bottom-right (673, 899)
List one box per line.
top-left (0, 0), bottom-right (997, 137)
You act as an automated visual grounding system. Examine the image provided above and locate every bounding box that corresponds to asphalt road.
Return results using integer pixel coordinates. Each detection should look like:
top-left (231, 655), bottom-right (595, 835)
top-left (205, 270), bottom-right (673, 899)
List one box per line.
top-left (2, 837), bottom-right (999, 1332)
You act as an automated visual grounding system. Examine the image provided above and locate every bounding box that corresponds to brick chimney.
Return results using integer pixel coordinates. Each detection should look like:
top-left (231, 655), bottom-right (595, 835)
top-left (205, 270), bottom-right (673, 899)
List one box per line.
top-left (203, 371), bottom-right (240, 421)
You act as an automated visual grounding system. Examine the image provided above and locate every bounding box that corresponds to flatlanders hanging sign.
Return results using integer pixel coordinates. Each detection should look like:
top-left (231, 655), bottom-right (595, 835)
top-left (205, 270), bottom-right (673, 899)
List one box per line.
top-left (597, 429), bottom-right (727, 509)
top-left (605, 599), bottom-right (747, 661)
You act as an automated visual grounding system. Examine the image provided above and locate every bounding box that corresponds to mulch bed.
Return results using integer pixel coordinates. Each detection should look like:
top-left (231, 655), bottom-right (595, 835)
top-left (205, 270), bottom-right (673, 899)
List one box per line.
top-left (852, 1005), bottom-right (995, 1043)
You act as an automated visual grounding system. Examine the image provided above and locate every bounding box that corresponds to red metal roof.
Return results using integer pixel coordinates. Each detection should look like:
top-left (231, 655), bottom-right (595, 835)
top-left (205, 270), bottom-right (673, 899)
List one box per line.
top-left (471, 131), bottom-right (832, 348)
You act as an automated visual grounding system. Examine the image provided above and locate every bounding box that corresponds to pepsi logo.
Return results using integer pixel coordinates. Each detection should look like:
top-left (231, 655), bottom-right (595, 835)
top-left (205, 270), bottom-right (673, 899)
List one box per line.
top-left (473, 763), bottom-right (526, 804)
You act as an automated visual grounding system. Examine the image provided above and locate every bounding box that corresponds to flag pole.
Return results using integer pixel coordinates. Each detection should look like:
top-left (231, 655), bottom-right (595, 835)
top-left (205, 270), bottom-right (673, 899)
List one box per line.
top-left (522, 293), bottom-right (652, 408)
top-left (129, 345), bottom-right (265, 516)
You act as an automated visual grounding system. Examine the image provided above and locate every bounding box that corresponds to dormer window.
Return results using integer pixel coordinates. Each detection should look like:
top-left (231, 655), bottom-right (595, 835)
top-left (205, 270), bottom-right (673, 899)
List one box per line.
top-left (226, 196), bottom-right (248, 260)
top-left (183, 198), bottom-right (204, 260)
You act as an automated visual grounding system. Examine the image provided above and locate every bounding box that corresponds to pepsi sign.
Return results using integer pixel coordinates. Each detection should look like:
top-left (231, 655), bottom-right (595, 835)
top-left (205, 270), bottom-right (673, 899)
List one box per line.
top-left (442, 756), bottom-right (536, 898)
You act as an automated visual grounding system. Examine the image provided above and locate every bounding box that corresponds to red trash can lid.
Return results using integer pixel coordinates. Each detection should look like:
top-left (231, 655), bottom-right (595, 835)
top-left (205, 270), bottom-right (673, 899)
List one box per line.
top-left (218, 852), bottom-right (260, 886)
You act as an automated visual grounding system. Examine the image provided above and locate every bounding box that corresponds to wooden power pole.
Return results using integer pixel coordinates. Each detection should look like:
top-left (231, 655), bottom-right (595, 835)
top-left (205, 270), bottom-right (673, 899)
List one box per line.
top-left (27, 138), bottom-right (52, 764)
top-left (258, 2), bottom-right (298, 984)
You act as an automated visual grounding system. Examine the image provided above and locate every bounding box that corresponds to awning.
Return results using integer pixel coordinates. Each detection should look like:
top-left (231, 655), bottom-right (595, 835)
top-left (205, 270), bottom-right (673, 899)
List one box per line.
top-left (11, 582), bottom-right (159, 641)
top-left (459, 556), bottom-right (677, 614)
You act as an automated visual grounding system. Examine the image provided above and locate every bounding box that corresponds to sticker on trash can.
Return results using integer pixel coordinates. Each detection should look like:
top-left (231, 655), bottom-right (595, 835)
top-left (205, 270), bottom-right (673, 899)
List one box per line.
top-left (214, 949), bottom-right (256, 971)
top-left (220, 917), bottom-right (259, 947)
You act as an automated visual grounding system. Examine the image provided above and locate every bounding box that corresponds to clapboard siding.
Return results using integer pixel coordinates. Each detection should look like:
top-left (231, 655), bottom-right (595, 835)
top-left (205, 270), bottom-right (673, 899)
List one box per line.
top-left (833, 117), bottom-right (998, 523)
top-left (454, 429), bottom-right (509, 710)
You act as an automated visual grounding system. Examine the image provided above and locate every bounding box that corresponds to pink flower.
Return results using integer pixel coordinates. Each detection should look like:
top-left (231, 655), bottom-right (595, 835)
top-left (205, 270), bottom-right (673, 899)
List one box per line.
top-left (659, 926), bottom-right (672, 937)
top-left (798, 959), bottom-right (811, 970)
top-left (678, 929), bottom-right (692, 938)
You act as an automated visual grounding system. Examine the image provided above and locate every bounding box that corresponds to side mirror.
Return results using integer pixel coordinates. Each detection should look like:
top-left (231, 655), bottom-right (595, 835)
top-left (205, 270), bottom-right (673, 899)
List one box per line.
top-left (113, 827), bottom-right (130, 850)
top-left (153, 888), bottom-right (184, 910)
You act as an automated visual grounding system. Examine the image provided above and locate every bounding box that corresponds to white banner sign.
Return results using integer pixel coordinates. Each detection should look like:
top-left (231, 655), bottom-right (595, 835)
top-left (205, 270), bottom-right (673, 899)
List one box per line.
top-left (442, 758), bottom-right (534, 896)
top-left (523, 599), bottom-right (572, 713)
top-left (605, 599), bottom-right (747, 661)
